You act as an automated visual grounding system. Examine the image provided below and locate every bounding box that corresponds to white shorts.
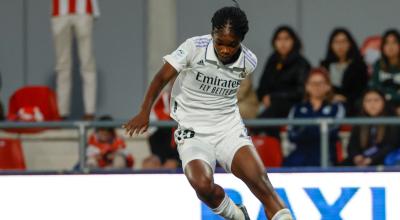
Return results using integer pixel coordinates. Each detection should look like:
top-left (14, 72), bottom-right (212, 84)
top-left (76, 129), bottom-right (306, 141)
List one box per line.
top-left (174, 122), bottom-right (254, 173)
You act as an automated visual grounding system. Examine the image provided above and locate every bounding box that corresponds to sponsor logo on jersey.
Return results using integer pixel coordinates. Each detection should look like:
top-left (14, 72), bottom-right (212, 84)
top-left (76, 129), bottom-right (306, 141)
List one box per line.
top-left (195, 71), bottom-right (241, 96)
top-left (195, 72), bottom-right (240, 89)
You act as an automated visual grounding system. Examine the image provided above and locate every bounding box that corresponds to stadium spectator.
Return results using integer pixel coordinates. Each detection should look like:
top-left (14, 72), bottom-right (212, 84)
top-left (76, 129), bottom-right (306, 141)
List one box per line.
top-left (285, 68), bottom-right (345, 167)
top-left (342, 88), bottom-right (399, 167)
top-left (143, 127), bottom-right (180, 170)
top-left (256, 25), bottom-right (310, 137)
top-left (321, 28), bottom-right (368, 116)
top-left (86, 115), bottom-right (134, 169)
top-left (237, 75), bottom-right (259, 119)
top-left (51, 0), bottom-right (100, 120)
top-left (361, 35), bottom-right (382, 75)
top-left (370, 29), bottom-right (400, 115)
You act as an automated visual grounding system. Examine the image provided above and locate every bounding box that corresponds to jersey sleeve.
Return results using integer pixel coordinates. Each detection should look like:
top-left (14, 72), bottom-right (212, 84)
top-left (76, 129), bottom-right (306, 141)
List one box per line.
top-left (243, 48), bottom-right (258, 76)
top-left (163, 39), bottom-right (195, 73)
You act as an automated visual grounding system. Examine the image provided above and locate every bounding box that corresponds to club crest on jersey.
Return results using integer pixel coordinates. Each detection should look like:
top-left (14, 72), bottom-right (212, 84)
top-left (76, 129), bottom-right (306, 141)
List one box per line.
top-left (174, 49), bottom-right (185, 59)
top-left (239, 71), bottom-right (246, 78)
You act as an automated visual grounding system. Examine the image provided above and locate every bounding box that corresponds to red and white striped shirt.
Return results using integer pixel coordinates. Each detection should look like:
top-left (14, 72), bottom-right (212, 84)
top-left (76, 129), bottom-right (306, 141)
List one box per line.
top-left (52, 0), bottom-right (100, 17)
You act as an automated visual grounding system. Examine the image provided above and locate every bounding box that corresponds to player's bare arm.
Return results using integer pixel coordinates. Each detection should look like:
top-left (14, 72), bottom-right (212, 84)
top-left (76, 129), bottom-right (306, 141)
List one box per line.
top-left (123, 63), bottom-right (177, 136)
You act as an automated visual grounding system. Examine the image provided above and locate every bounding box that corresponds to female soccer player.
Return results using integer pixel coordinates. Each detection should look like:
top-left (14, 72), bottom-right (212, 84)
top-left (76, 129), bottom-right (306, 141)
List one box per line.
top-left (124, 6), bottom-right (292, 220)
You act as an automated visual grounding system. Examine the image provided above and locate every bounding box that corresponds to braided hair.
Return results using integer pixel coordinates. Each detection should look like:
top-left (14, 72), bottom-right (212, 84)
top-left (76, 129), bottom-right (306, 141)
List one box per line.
top-left (211, 4), bottom-right (249, 40)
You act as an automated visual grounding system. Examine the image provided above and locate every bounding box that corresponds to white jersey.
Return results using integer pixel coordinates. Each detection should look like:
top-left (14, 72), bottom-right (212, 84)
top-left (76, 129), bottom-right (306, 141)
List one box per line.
top-left (163, 35), bottom-right (257, 133)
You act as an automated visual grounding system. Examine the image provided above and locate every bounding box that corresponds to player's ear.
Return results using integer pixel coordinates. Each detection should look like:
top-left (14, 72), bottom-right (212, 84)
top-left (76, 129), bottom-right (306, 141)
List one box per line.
top-left (211, 28), bottom-right (217, 38)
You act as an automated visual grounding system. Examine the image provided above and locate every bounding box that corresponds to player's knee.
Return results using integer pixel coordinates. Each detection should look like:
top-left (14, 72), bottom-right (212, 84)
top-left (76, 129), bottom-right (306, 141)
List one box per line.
top-left (248, 173), bottom-right (275, 195)
top-left (190, 175), bottom-right (214, 197)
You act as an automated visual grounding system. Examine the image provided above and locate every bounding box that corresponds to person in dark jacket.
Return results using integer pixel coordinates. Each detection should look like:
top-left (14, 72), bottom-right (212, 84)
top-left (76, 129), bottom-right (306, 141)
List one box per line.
top-left (321, 28), bottom-right (369, 116)
top-left (256, 25), bottom-right (311, 137)
top-left (370, 29), bottom-right (400, 115)
top-left (342, 88), bottom-right (399, 166)
top-left (285, 68), bottom-right (345, 167)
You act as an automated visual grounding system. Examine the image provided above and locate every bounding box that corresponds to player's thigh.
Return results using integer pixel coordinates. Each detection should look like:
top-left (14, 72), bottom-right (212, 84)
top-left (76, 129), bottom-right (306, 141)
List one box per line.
top-left (230, 145), bottom-right (266, 181)
top-left (215, 125), bottom-right (254, 172)
top-left (231, 146), bottom-right (276, 195)
top-left (177, 137), bottom-right (216, 172)
top-left (175, 128), bottom-right (216, 175)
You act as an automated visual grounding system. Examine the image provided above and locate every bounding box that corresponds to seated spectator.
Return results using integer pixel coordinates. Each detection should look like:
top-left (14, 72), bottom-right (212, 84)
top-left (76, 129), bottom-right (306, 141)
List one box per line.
top-left (370, 29), bottom-right (400, 115)
top-left (256, 25), bottom-right (311, 137)
top-left (285, 68), bottom-right (345, 167)
top-left (143, 127), bottom-right (180, 170)
top-left (86, 116), bottom-right (134, 169)
top-left (321, 28), bottom-right (368, 116)
top-left (361, 35), bottom-right (382, 75)
top-left (342, 89), bottom-right (399, 167)
top-left (237, 75), bottom-right (259, 119)
top-left (142, 83), bottom-right (180, 170)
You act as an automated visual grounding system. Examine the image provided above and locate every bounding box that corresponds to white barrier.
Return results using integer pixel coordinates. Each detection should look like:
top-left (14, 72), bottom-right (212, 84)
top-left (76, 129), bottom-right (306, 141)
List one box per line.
top-left (0, 172), bottom-right (398, 220)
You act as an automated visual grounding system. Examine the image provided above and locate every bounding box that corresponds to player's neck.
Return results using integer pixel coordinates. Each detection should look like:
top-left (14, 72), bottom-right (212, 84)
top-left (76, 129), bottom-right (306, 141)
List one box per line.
top-left (217, 47), bottom-right (242, 65)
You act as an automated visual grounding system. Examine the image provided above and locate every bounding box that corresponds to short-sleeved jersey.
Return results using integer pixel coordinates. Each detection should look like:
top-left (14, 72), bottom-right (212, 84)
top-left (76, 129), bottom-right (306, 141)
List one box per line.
top-left (163, 35), bottom-right (257, 133)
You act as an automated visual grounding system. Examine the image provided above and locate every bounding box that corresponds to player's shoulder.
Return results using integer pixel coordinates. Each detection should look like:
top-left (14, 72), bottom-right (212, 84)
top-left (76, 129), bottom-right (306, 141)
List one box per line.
top-left (241, 44), bottom-right (258, 73)
top-left (185, 34), bottom-right (212, 49)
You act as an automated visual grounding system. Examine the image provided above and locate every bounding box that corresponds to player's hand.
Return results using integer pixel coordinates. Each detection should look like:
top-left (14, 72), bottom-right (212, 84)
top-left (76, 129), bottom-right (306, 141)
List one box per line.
top-left (123, 110), bottom-right (150, 137)
top-left (262, 95), bottom-right (271, 108)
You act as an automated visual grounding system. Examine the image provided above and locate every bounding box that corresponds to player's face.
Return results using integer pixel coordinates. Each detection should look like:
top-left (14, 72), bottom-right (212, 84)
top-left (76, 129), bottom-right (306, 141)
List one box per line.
top-left (332, 33), bottom-right (350, 61)
top-left (306, 74), bottom-right (330, 100)
top-left (212, 29), bottom-right (242, 64)
top-left (274, 31), bottom-right (294, 58)
top-left (383, 34), bottom-right (400, 60)
top-left (363, 92), bottom-right (385, 117)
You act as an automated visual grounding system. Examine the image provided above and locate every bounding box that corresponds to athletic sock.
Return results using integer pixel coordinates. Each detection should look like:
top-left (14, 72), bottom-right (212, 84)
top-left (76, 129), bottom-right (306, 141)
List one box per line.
top-left (212, 194), bottom-right (245, 220)
top-left (271, 208), bottom-right (293, 220)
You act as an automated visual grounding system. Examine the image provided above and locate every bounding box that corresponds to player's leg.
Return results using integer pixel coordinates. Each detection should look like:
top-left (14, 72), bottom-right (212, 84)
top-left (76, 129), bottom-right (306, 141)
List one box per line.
top-left (176, 127), bottom-right (247, 220)
top-left (215, 121), bottom-right (291, 219)
top-left (231, 146), bottom-right (293, 220)
top-left (184, 159), bottom-right (224, 207)
top-left (184, 159), bottom-right (247, 220)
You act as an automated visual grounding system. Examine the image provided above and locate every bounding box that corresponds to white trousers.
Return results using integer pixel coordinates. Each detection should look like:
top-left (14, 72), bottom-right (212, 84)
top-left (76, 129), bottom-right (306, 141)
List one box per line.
top-left (52, 14), bottom-right (97, 116)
